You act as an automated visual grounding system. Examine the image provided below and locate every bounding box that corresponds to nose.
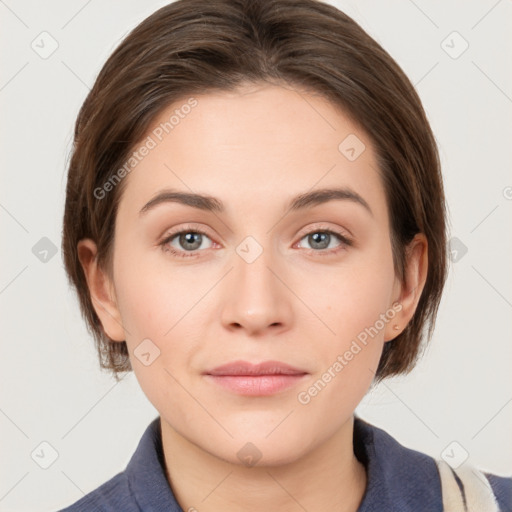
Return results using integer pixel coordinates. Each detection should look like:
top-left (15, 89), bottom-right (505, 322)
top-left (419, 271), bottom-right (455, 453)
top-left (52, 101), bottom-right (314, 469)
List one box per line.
top-left (220, 240), bottom-right (293, 336)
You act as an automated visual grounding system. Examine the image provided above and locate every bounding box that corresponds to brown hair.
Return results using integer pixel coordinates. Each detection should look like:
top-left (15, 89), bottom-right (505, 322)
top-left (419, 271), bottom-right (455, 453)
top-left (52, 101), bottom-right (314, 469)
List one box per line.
top-left (62, 0), bottom-right (447, 383)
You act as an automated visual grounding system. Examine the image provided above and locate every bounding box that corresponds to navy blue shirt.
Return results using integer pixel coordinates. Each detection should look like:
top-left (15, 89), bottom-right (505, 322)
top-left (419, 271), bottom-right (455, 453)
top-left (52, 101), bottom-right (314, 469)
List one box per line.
top-left (58, 415), bottom-right (511, 511)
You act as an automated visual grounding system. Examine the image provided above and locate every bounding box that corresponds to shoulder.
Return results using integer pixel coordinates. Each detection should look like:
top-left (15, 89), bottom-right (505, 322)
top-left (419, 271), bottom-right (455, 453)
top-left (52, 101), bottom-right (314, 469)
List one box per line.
top-left (57, 416), bottom-right (180, 511)
top-left (486, 473), bottom-right (512, 511)
top-left (57, 471), bottom-right (137, 512)
top-left (354, 416), bottom-right (444, 510)
top-left (354, 416), bottom-right (512, 512)
top-left (57, 417), bottom-right (164, 511)
top-left (486, 472), bottom-right (512, 506)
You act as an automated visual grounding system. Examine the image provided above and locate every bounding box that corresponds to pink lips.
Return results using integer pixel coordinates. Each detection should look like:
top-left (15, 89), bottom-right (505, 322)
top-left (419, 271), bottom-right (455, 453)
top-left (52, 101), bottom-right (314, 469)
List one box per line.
top-left (204, 360), bottom-right (308, 396)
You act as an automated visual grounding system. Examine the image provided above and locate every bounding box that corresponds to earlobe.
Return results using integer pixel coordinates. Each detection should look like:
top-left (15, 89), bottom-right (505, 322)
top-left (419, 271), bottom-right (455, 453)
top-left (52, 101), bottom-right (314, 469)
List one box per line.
top-left (384, 233), bottom-right (428, 342)
top-left (77, 239), bottom-right (126, 342)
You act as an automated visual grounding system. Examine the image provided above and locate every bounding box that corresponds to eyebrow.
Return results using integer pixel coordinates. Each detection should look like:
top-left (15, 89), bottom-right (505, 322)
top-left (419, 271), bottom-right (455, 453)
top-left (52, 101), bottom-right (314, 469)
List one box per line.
top-left (139, 186), bottom-right (372, 217)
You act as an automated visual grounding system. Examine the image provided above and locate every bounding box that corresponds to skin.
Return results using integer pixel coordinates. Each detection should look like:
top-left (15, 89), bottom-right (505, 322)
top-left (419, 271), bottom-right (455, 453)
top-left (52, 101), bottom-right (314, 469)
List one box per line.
top-left (78, 82), bottom-right (428, 512)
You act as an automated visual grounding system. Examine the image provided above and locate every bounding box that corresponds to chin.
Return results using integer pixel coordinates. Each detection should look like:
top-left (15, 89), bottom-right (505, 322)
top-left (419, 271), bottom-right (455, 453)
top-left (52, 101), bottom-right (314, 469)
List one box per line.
top-left (211, 426), bottom-right (315, 468)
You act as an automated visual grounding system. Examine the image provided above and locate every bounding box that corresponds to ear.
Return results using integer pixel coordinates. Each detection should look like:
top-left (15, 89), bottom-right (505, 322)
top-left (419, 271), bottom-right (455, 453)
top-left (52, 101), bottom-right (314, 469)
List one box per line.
top-left (77, 239), bottom-right (125, 342)
top-left (384, 233), bottom-right (428, 342)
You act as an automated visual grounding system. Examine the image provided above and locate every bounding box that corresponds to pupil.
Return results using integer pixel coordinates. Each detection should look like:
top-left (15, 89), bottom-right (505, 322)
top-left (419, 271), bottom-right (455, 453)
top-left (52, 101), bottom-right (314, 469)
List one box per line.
top-left (181, 232), bottom-right (201, 250)
top-left (310, 232), bottom-right (329, 249)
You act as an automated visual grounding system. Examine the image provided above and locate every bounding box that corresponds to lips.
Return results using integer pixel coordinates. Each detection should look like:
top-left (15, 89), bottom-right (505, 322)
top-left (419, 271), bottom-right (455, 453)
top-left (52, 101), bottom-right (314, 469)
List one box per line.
top-left (205, 360), bottom-right (308, 376)
top-left (204, 360), bottom-right (308, 396)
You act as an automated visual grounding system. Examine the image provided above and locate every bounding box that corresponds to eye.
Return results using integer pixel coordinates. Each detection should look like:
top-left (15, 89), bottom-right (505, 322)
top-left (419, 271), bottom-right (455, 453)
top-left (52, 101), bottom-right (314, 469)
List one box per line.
top-left (160, 227), bottom-right (214, 258)
top-left (159, 225), bottom-right (352, 259)
top-left (296, 228), bottom-right (352, 255)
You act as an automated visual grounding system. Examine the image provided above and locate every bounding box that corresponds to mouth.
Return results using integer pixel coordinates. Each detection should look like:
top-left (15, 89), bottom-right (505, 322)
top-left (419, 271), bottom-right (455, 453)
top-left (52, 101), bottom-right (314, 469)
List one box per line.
top-left (203, 360), bottom-right (309, 396)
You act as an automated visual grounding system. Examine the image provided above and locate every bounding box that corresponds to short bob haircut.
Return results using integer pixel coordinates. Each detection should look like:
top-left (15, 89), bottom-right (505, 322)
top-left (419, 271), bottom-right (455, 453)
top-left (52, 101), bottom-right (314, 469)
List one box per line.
top-left (62, 0), bottom-right (448, 383)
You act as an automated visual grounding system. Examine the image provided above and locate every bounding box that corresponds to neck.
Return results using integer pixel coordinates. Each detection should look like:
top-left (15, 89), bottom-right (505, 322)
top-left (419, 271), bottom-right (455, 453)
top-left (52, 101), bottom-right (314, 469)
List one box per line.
top-left (161, 415), bottom-right (367, 512)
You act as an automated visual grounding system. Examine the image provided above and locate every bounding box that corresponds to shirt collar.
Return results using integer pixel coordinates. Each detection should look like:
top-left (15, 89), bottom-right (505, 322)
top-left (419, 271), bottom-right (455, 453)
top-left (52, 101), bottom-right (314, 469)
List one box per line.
top-left (125, 416), bottom-right (180, 511)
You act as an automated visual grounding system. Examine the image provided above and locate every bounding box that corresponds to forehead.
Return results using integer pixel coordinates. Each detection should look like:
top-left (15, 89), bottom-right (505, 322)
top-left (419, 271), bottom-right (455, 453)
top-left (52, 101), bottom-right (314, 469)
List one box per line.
top-left (117, 83), bottom-right (386, 220)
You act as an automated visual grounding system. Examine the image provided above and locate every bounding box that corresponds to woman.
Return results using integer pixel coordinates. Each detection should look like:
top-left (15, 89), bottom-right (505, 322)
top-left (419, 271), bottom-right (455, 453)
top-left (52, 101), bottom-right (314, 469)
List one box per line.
top-left (59, 0), bottom-right (511, 510)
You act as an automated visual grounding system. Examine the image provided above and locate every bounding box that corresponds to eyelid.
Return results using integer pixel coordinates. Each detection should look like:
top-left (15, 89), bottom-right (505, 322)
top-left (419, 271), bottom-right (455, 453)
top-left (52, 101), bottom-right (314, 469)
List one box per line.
top-left (295, 222), bottom-right (353, 240)
top-left (160, 223), bottom-right (216, 242)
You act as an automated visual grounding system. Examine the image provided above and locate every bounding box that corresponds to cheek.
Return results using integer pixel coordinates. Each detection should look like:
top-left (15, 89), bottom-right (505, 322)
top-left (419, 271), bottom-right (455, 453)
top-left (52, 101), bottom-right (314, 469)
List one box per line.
top-left (302, 252), bottom-right (395, 347)
top-left (294, 274), bottom-right (392, 425)
top-left (111, 259), bottom-right (204, 421)
top-left (112, 249), bottom-right (212, 388)
top-left (113, 244), bottom-right (201, 340)
top-left (297, 247), bottom-right (396, 391)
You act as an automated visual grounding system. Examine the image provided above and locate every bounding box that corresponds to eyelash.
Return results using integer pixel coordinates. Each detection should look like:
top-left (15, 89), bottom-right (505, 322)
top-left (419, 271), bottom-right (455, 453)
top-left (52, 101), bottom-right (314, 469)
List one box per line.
top-left (159, 224), bottom-right (353, 259)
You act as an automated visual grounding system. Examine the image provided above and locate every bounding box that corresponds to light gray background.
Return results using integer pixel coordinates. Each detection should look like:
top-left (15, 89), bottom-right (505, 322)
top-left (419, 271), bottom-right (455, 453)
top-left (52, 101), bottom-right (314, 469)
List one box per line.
top-left (1, 1), bottom-right (511, 510)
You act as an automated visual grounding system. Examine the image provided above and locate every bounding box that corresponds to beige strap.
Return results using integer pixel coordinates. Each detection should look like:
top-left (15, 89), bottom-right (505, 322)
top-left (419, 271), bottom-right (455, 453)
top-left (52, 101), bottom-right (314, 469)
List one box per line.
top-left (436, 459), bottom-right (500, 512)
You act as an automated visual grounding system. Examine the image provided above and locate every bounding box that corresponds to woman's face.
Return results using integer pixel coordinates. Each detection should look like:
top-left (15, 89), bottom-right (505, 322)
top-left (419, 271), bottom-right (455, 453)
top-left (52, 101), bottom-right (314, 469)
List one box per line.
top-left (88, 83), bottom-right (411, 465)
